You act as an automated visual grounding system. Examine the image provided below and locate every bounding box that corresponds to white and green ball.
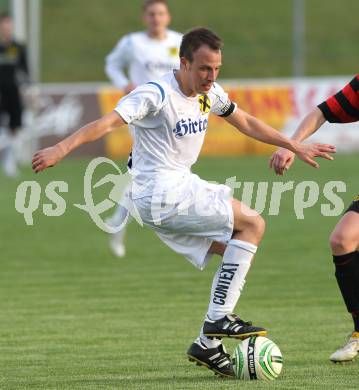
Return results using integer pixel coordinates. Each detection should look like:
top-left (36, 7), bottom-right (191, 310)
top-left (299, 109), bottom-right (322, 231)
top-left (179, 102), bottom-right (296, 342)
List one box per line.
top-left (232, 336), bottom-right (283, 380)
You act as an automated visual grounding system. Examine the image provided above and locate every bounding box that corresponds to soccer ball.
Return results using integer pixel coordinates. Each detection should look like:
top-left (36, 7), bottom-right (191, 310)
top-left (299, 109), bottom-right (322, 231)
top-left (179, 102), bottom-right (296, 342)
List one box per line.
top-left (232, 336), bottom-right (283, 380)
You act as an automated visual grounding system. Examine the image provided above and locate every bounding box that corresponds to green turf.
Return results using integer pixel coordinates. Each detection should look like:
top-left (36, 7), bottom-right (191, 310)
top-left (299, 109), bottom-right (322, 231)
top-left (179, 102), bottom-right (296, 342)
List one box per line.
top-left (0, 154), bottom-right (358, 389)
top-left (40, 0), bottom-right (359, 82)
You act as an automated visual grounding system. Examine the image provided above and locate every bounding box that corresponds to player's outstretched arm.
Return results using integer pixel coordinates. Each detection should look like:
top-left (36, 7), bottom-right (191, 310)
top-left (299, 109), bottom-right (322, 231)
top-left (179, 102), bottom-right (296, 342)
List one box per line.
top-left (32, 111), bottom-right (126, 173)
top-left (269, 107), bottom-right (327, 175)
top-left (225, 108), bottom-right (335, 169)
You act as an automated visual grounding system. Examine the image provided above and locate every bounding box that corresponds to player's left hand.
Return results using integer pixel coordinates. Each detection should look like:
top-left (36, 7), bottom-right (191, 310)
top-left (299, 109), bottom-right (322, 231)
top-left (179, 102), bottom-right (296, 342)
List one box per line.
top-left (32, 145), bottom-right (64, 173)
top-left (294, 143), bottom-right (336, 169)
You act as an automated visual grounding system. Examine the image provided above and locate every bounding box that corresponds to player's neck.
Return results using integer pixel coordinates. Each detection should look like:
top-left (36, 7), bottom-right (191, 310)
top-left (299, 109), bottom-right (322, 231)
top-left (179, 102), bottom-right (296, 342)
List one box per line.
top-left (147, 29), bottom-right (167, 40)
top-left (175, 71), bottom-right (197, 97)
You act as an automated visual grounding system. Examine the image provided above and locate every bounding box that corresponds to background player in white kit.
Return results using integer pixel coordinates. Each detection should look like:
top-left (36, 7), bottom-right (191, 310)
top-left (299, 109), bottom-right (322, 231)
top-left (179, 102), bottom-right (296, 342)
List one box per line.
top-left (105, 0), bottom-right (182, 257)
top-left (32, 28), bottom-right (335, 378)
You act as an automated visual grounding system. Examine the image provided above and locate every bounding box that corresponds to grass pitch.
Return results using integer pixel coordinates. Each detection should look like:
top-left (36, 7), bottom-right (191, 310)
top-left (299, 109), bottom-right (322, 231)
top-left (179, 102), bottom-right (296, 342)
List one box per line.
top-left (0, 154), bottom-right (357, 389)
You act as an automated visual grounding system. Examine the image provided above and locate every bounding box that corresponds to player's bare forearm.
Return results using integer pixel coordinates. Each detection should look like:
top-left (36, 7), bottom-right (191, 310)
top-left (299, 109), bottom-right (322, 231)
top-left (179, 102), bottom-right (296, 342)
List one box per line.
top-left (32, 111), bottom-right (126, 173)
top-left (225, 109), bottom-right (301, 152)
top-left (269, 108), bottom-right (327, 175)
top-left (58, 111), bottom-right (125, 156)
top-left (289, 107), bottom-right (326, 142)
top-left (226, 109), bottom-right (335, 169)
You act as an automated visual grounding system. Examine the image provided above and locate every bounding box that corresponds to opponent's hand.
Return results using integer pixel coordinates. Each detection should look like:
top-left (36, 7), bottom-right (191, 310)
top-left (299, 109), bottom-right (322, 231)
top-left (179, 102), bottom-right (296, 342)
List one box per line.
top-left (269, 148), bottom-right (296, 175)
top-left (294, 143), bottom-right (336, 169)
top-left (32, 144), bottom-right (64, 173)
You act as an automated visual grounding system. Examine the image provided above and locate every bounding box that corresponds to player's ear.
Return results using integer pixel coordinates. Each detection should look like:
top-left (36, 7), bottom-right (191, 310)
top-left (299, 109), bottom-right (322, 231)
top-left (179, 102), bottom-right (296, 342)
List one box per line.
top-left (180, 57), bottom-right (190, 70)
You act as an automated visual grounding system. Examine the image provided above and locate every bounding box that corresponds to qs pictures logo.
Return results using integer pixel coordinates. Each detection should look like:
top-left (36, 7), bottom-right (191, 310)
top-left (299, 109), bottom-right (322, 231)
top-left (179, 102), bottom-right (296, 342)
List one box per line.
top-left (14, 157), bottom-right (142, 233)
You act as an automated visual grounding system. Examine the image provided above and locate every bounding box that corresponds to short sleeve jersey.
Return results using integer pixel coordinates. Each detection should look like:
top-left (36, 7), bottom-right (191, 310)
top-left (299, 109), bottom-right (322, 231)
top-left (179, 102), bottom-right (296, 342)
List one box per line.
top-left (318, 74), bottom-right (359, 123)
top-left (115, 72), bottom-right (236, 198)
top-left (105, 30), bottom-right (182, 89)
top-left (0, 40), bottom-right (28, 86)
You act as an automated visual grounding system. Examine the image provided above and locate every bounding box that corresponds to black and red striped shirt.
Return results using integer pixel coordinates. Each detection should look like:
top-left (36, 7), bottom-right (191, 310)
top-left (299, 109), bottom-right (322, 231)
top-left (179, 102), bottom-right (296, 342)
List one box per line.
top-left (318, 74), bottom-right (359, 123)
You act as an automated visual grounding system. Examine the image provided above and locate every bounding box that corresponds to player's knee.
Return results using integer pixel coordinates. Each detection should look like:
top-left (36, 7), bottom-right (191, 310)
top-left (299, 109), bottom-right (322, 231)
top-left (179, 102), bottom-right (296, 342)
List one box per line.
top-left (329, 230), bottom-right (352, 254)
top-left (246, 214), bottom-right (266, 240)
top-left (255, 215), bottom-right (266, 239)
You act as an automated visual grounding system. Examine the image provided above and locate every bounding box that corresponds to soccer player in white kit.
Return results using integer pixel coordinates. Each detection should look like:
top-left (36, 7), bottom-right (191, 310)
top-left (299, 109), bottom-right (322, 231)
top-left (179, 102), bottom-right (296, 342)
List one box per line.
top-left (32, 28), bottom-right (336, 378)
top-left (105, 0), bottom-right (182, 257)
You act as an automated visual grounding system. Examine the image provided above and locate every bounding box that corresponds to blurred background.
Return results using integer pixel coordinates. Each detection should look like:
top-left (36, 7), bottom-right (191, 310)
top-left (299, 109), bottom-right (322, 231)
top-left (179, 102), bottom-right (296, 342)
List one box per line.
top-left (0, 0), bottom-right (358, 162)
top-left (2, 0), bottom-right (358, 81)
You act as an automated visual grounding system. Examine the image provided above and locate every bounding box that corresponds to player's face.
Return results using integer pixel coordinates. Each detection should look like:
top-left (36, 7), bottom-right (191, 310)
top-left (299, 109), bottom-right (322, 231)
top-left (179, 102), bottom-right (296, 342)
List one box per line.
top-left (0, 17), bottom-right (13, 41)
top-left (143, 3), bottom-right (171, 36)
top-left (183, 45), bottom-right (222, 94)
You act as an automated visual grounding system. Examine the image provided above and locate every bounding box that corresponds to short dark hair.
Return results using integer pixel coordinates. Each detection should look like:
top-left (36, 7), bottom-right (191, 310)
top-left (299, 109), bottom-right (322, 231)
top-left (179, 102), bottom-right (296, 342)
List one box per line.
top-left (0, 13), bottom-right (11, 22)
top-left (179, 27), bottom-right (223, 62)
top-left (143, 0), bottom-right (169, 11)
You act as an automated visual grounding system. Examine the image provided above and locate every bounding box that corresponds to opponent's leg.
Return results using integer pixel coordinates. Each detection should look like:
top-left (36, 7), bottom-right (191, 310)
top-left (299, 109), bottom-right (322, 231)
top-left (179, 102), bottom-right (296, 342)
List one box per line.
top-left (329, 209), bottom-right (359, 362)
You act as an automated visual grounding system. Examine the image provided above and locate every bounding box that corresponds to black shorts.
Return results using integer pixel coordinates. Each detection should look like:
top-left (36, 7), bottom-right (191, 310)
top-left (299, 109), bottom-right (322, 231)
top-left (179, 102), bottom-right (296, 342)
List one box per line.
top-left (345, 195), bottom-right (359, 214)
top-left (0, 84), bottom-right (23, 129)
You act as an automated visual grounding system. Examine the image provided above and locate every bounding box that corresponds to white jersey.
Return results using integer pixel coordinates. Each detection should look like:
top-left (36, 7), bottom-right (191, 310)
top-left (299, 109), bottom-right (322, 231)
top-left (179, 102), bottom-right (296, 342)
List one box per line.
top-left (115, 72), bottom-right (236, 199)
top-left (105, 30), bottom-right (182, 89)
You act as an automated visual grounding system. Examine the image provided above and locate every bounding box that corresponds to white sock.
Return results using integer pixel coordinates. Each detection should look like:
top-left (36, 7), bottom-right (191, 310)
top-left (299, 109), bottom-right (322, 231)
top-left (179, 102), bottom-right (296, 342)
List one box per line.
top-left (107, 183), bottom-right (133, 235)
top-left (205, 239), bottom-right (257, 321)
top-left (110, 205), bottom-right (132, 228)
top-left (199, 327), bottom-right (222, 348)
top-left (108, 206), bottom-right (132, 243)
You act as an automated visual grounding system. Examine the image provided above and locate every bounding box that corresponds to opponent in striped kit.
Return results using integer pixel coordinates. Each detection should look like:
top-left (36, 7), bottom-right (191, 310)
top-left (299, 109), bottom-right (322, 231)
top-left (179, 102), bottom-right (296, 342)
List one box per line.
top-left (270, 74), bottom-right (359, 363)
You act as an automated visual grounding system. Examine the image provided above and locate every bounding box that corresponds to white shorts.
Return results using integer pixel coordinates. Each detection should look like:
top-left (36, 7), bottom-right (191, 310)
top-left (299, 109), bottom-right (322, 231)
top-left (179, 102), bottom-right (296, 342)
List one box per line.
top-left (133, 174), bottom-right (234, 270)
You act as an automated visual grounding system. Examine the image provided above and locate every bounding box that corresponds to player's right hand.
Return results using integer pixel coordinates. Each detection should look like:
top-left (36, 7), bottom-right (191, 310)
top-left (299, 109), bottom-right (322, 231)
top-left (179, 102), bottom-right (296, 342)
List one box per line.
top-left (269, 148), bottom-right (296, 175)
top-left (32, 144), bottom-right (64, 173)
